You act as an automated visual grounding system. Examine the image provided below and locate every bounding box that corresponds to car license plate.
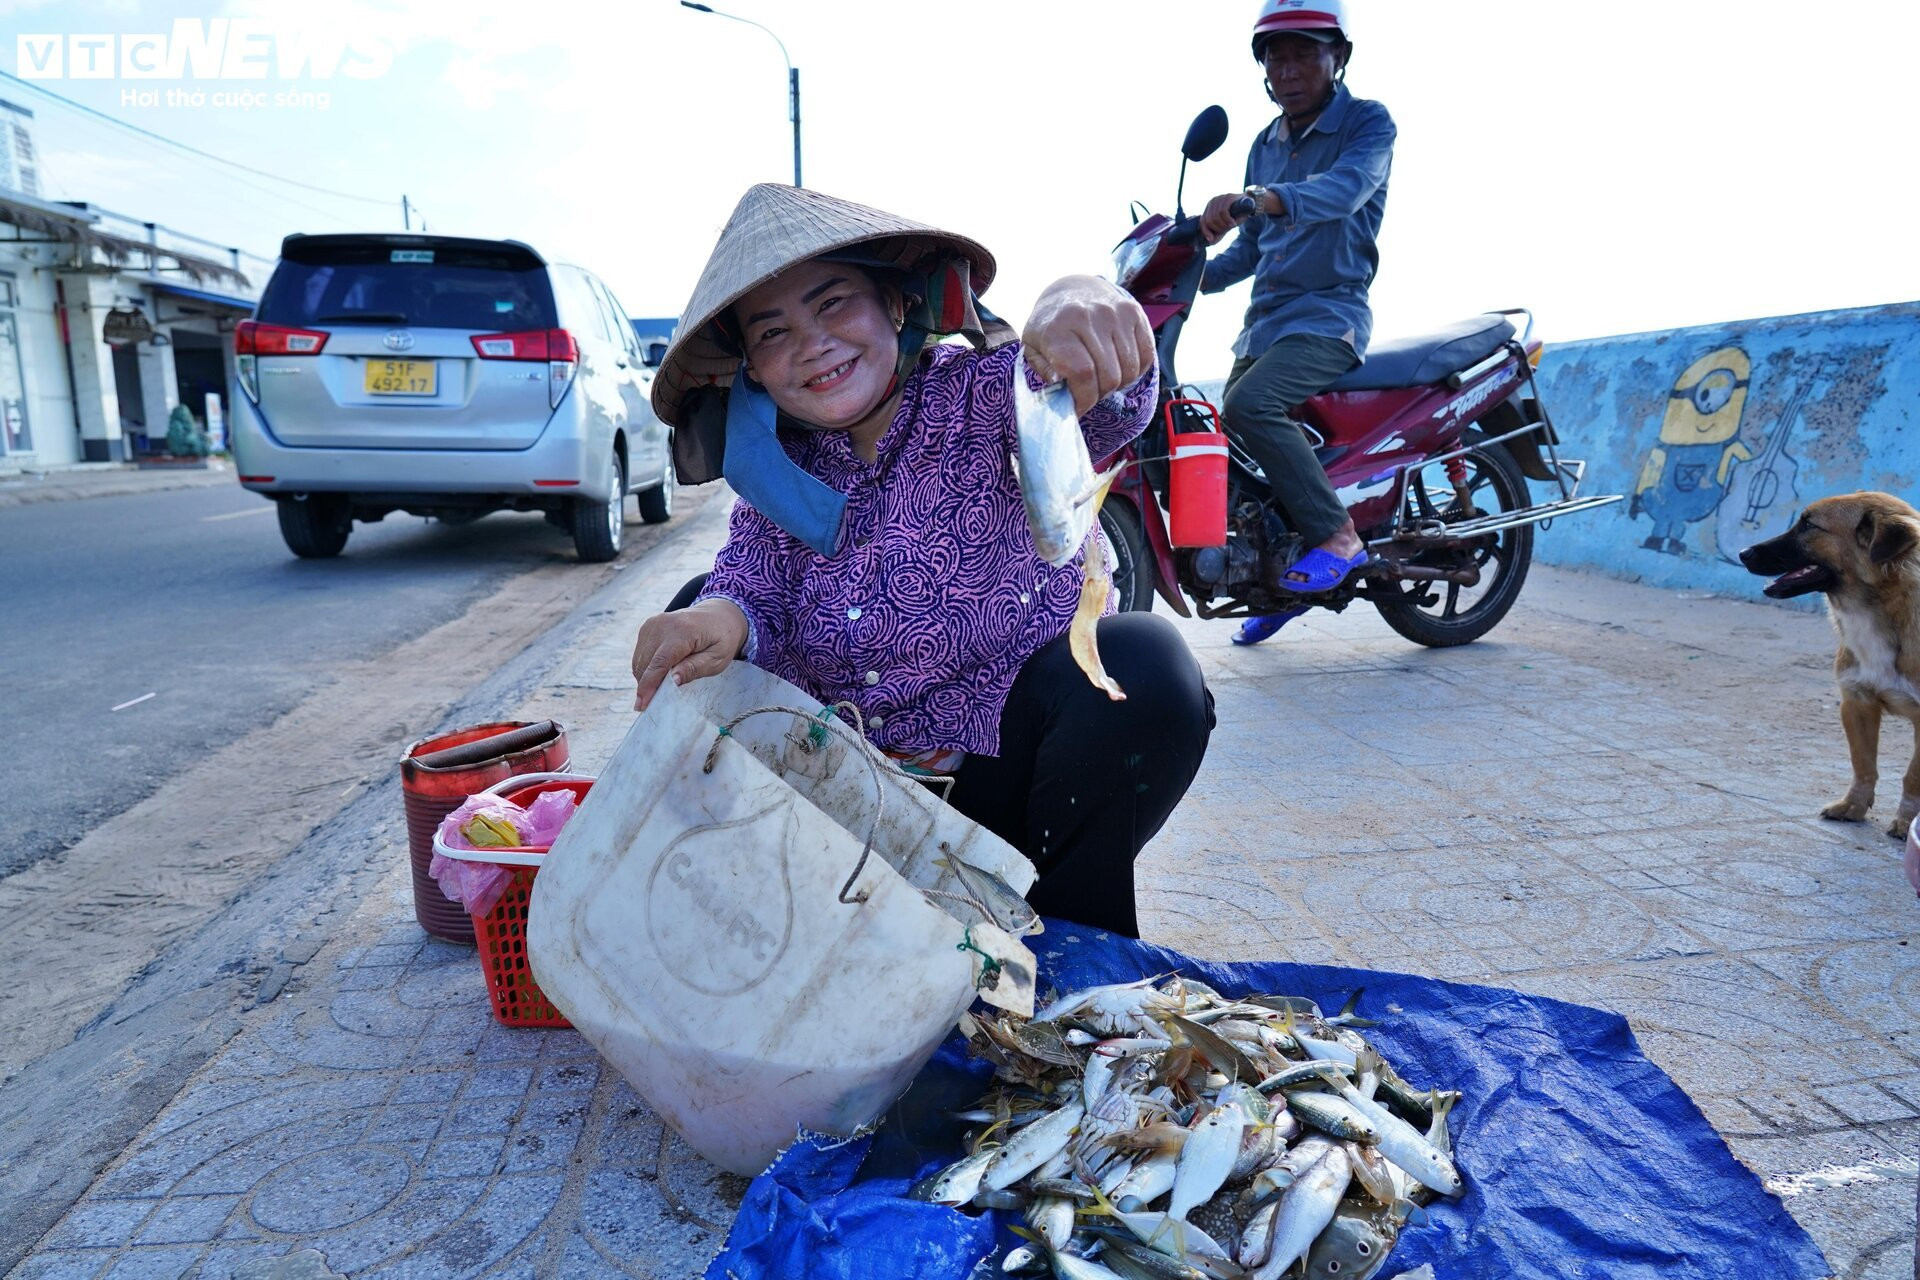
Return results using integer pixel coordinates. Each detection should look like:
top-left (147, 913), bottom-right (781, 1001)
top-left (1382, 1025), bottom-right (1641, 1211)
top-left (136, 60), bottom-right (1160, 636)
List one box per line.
top-left (364, 359), bottom-right (436, 396)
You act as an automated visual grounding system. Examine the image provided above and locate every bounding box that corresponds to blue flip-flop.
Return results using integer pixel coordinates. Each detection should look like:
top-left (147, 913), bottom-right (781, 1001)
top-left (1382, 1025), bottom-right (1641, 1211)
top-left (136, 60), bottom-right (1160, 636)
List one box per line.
top-left (1273, 547), bottom-right (1372, 594)
top-left (1232, 607), bottom-right (1306, 645)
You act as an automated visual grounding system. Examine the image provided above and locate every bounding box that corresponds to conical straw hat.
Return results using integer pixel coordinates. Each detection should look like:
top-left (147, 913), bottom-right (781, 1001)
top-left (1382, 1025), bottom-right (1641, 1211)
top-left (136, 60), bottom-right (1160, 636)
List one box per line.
top-left (651, 184), bottom-right (996, 428)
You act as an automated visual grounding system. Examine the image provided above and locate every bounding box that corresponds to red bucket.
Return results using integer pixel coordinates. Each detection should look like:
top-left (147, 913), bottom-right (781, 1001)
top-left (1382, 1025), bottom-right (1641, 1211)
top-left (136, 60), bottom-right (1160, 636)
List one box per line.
top-left (1167, 400), bottom-right (1228, 548)
top-left (400, 720), bottom-right (569, 944)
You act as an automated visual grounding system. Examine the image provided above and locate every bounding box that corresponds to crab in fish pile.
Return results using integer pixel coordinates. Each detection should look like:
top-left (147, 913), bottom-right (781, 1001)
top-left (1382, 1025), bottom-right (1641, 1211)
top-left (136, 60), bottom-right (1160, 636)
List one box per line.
top-left (909, 975), bottom-right (1464, 1279)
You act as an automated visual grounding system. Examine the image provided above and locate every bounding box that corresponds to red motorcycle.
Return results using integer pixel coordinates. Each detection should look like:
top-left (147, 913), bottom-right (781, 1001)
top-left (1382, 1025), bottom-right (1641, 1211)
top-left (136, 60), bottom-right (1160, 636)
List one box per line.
top-left (1096, 106), bottom-right (1619, 645)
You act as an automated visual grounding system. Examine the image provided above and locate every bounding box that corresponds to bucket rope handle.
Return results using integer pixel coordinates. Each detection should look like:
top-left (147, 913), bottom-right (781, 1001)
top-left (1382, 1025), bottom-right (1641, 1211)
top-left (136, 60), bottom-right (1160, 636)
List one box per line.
top-left (702, 701), bottom-right (913, 905)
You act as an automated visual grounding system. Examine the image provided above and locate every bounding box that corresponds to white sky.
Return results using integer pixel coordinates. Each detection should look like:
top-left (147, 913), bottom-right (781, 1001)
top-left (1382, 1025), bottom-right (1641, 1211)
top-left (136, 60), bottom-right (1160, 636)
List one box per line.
top-left (5, 0), bottom-right (1918, 378)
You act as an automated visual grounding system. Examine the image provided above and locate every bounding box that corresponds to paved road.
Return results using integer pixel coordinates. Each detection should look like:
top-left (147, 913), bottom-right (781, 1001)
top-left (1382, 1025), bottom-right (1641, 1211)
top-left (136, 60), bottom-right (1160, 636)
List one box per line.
top-left (1, 487), bottom-right (611, 878)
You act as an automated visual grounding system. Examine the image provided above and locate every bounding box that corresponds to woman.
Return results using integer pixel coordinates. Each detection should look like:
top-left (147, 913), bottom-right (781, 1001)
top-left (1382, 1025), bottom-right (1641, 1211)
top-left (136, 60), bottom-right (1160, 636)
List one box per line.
top-left (631, 184), bottom-right (1213, 938)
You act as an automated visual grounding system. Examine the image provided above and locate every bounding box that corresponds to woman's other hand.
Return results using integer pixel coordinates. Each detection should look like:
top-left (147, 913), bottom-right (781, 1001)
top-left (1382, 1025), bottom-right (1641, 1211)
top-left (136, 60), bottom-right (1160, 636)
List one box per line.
top-left (1023, 275), bottom-right (1156, 417)
top-left (631, 599), bottom-right (749, 712)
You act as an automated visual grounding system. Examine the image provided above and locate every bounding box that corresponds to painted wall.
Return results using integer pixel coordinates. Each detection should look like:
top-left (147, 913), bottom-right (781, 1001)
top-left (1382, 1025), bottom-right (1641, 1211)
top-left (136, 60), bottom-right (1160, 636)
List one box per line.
top-left (1530, 302), bottom-right (1920, 605)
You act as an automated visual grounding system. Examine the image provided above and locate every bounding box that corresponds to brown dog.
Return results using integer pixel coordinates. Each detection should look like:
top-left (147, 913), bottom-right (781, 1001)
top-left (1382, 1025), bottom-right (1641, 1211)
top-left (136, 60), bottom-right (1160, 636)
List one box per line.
top-left (1740, 492), bottom-right (1920, 836)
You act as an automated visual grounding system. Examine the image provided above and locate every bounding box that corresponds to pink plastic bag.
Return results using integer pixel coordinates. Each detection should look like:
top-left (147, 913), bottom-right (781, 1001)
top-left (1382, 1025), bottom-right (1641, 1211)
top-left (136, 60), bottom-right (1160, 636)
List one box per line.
top-left (430, 788), bottom-right (580, 916)
top-left (521, 787), bottom-right (578, 845)
top-left (429, 852), bottom-right (517, 917)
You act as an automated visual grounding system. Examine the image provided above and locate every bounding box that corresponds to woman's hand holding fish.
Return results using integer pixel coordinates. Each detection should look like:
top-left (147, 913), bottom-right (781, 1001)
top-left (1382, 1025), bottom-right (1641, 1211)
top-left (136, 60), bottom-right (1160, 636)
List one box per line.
top-left (1021, 275), bottom-right (1156, 417)
top-left (631, 600), bottom-right (749, 712)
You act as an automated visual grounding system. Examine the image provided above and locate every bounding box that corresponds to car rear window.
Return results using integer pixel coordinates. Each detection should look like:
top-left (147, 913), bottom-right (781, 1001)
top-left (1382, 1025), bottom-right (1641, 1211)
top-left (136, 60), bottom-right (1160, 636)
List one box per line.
top-left (257, 241), bottom-right (557, 332)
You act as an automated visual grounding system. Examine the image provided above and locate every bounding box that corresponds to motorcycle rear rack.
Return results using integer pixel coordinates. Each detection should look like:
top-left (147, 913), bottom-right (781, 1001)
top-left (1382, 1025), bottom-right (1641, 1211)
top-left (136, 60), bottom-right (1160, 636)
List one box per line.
top-left (1370, 386), bottom-right (1623, 545)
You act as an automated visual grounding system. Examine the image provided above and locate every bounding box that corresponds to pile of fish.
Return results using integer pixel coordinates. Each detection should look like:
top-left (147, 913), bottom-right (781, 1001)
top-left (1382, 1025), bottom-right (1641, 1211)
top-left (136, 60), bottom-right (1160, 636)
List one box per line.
top-left (909, 975), bottom-right (1464, 1279)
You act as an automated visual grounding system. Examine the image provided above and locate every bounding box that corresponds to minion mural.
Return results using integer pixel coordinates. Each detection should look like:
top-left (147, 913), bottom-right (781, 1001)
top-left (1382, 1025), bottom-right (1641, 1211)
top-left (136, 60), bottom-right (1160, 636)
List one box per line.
top-left (1630, 347), bottom-right (1752, 554)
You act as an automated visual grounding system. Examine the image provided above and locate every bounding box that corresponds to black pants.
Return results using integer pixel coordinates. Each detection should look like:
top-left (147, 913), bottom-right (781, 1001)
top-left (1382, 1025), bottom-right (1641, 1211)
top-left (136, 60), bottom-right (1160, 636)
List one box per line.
top-left (1221, 333), bottom-right (1359, 545)
top-left (945, 614), bottom-right (1213, 939)
top-left (666, 577), bottom-right (1214, 938)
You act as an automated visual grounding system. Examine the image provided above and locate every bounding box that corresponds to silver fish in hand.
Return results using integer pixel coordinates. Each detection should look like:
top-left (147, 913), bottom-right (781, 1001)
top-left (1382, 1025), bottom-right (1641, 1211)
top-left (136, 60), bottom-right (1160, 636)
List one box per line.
top-left (1012, 354), bottom-right (1103, 567)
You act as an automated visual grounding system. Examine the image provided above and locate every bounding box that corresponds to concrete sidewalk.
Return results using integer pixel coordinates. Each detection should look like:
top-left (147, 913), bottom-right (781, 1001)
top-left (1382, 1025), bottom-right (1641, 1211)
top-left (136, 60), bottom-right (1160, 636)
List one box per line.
top-left (0, 459), bottom-right (236, 507)
top-left (8, 496), bottom-right (1918, 1278)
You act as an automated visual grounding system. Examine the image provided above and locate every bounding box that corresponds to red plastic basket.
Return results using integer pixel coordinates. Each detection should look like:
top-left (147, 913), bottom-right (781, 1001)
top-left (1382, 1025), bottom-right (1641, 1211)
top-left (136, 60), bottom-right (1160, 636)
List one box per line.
top-left (434, 773), bottom-right (593, 1029)
top-left (470, 865), bottom-right (569, 1028)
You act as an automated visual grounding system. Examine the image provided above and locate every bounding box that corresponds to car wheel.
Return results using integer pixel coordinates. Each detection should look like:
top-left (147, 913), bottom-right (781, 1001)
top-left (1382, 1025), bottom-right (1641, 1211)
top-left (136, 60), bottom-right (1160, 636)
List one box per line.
top-left (636, 472), bottom-right (673, 525)
top-left (570, 448), bottom-right (624, 563)
top-left (277, 493), bottom-right (351, 558)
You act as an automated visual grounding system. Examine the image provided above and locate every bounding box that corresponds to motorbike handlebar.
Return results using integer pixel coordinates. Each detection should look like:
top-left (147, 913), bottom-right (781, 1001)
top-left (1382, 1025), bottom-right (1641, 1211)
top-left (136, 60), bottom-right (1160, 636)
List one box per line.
top-left (1169, 195), bottom-right (1259, 246)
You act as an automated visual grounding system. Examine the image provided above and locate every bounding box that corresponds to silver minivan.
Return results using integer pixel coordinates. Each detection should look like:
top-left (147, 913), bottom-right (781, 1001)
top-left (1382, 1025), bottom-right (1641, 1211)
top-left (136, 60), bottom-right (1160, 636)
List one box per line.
top-left (230, 233), bottom-right (672, 562)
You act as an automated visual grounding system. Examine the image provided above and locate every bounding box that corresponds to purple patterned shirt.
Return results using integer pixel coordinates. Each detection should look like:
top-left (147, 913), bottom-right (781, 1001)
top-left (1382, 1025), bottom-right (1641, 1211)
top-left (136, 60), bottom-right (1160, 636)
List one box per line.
top-left (697, 342), bottom-right (1156, 756)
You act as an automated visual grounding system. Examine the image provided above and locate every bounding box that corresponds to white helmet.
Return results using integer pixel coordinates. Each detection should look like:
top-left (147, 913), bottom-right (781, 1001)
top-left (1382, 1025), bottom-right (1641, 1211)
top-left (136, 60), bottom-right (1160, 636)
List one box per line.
top-left (1251, 0), bottom-right (1351, 60)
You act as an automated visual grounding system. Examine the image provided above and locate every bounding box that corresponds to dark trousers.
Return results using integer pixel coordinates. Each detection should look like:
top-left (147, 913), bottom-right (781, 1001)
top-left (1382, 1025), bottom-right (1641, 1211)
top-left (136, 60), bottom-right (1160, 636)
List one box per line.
top-left (945, 614), bottom-right (1214, 939)
top-left (666, 577), bottom-right (1213, 939)
top-left (1221, 333), bottom-right (1359, 545)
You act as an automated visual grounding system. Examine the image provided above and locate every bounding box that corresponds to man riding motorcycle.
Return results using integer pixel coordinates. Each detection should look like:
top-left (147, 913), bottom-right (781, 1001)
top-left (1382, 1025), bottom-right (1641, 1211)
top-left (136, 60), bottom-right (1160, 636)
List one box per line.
top-left (1198, 0), bottom-right (1396, 644)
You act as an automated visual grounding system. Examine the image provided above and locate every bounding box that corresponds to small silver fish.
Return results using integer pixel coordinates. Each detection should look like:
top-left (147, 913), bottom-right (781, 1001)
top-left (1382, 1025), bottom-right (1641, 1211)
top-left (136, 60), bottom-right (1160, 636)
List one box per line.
top-left (907, 1145), bottom-right (998, 1205)
top-left (1025, 1193), bottom-right (1076, 1250)
top-left (1333, 1075), bottom-right (1462, 1197)
top-left (1111, 1147), bottom-right (1178, 1209)
top-left (1002, 1242), bottom-right (1047, 1273)
top-left (1166, 1099), bottom-right (1247, 1222)
top-left (1085, 1227), bottom-right (1214, 1280)
top-left (1011, 355), bottom-right (1101, 567)
top-left (984, 1099), bottom-right (1086, 1190)
top-left (1254, 1145), bottom-right (1353, 1279)
top-left (1285, 1091), bottom-right (1381, 1144)
top-left (1011, 1226), bottom-right (1128, 1280)
top-left (1256, 1060), bottom-right (1352, 1094)
top-left (1238, 1197), bottom-right (1279, 1268)
top-left (933, 856), bottom-right (1045, 937)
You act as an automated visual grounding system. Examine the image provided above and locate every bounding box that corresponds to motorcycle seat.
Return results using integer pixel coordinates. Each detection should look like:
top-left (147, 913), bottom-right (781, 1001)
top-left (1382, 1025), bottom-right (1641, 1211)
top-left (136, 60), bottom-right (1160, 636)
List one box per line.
top-left (1324, 313), bottom-right (1517, 392)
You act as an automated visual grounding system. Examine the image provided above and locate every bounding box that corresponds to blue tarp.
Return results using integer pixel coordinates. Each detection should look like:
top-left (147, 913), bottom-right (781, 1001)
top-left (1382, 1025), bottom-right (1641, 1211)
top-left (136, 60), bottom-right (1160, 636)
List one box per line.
top-left (707, 925), bottom-right (1829, 1279)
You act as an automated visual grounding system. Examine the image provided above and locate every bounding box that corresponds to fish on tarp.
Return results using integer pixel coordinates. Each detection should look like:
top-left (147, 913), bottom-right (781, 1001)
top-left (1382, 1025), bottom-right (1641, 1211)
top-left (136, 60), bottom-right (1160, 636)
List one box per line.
top-left (908, 1145), bottom-right (1000, 1206)
top-left (944, 975), bottom-right (1467, 1279)
top-left (1254, 1145), bottom-right (1353, 1279)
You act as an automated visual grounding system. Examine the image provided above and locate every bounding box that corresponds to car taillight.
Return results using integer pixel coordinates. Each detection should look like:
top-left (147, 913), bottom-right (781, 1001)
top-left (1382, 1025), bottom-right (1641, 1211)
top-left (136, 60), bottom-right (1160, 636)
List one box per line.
top-left (234, 321), bottom-right (328, 403)
top-left (471, 328), bottom-right (578, 409)
top-left (236, 320), bottom-right (328, 355)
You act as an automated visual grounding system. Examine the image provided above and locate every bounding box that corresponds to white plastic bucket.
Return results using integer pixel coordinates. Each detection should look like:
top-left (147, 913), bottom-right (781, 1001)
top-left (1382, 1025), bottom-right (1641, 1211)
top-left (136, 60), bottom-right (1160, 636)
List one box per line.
top-left (526, 663), bottom-right (1040, 1175)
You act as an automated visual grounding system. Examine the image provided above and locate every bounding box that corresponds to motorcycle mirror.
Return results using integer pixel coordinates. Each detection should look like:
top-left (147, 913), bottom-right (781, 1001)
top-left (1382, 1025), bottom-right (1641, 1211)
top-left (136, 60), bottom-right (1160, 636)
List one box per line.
top-left (1181, 105), bottom-right (1230, 163)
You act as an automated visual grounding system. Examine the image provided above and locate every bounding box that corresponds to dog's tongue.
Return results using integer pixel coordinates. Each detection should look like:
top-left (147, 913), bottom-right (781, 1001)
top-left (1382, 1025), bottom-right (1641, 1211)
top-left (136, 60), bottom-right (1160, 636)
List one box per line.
top-left (1765, 564), bottom-right (1827, 598)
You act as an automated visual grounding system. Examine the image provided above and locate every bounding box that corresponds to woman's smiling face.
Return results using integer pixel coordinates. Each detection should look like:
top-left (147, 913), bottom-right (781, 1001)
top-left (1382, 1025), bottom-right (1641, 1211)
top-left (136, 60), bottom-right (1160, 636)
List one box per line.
top-left (735, 260), bottom-right (900, 431)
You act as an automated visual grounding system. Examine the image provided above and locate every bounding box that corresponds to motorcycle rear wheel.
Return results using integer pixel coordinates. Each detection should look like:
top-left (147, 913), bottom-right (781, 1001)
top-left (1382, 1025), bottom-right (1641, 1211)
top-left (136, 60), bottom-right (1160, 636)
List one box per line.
top-left (1371, 431), bottom-right (1532, 647)
top-left (1100, 498), bottom-right (1156, 613)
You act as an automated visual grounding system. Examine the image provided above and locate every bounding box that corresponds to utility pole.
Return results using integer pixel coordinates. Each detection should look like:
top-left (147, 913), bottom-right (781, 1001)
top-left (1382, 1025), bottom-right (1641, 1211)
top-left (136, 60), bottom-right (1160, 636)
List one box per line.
top-left (402, 195), bottom-right (411, 231)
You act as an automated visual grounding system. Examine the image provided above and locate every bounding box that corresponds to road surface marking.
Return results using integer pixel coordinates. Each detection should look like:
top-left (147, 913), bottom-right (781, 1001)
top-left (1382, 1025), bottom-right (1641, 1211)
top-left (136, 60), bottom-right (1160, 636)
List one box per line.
top-left (111, 692), bottom-right (156, 712)
top-left (200, 507), bottom-right (274, 522)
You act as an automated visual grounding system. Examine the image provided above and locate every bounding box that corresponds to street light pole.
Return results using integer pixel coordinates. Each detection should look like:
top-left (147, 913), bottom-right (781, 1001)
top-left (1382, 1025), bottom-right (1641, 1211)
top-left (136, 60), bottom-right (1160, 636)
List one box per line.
top-left (680, 1), bottom-right (802, 188)
top-left (789, 65), bottom-right (801, 189)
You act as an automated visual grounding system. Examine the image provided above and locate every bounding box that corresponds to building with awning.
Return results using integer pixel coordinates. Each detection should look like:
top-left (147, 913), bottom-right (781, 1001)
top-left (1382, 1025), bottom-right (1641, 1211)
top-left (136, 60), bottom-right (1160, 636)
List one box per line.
top-left (0, 97), bottom-right (270, 467)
